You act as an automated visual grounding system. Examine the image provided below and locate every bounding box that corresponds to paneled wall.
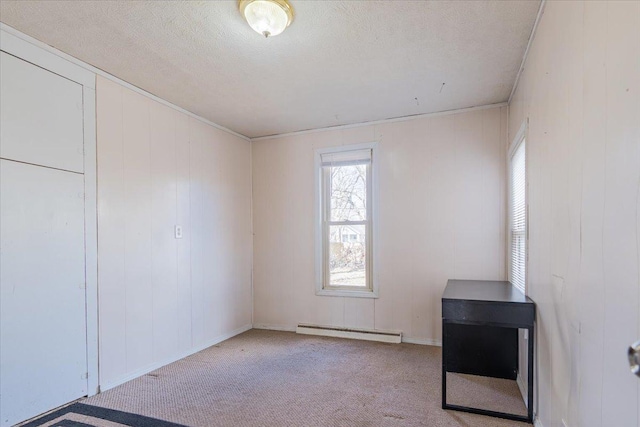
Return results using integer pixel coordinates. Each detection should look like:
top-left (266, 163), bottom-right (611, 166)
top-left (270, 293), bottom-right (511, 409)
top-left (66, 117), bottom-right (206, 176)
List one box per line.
top-left (252, 106), bottom-right (507, 343)
top-left (96, 76), bottom-right (252, 390)
top-left (508, 2), bottom-right (640, 426)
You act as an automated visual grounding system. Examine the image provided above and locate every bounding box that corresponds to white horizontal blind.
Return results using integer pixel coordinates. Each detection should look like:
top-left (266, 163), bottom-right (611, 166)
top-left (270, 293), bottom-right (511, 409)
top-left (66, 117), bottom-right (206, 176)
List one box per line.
top-left (510, 140), bottom-right (526, 294)
top-left (321, 149), bottom-right (371, 167)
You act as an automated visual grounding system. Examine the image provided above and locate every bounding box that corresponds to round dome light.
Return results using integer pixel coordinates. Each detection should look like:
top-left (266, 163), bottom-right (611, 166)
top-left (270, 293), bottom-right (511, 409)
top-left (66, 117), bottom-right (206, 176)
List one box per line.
top-left (239, 0), bottom-right (294, 38)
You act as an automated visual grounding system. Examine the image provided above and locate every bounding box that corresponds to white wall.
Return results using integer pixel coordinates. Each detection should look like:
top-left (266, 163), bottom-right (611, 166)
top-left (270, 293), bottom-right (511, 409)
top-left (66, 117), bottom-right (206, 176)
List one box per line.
top-left (508, 2), bottom-right (640, 426)
top-left (96, 76), bottom-right (253, 390)
top-left (252, 106), bottom-right (507, 343)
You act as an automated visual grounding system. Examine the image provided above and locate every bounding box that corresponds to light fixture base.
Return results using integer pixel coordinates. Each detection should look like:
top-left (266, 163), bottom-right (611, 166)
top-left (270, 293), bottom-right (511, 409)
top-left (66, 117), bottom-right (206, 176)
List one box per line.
top-left (238, 0), bottom-right (294, 38)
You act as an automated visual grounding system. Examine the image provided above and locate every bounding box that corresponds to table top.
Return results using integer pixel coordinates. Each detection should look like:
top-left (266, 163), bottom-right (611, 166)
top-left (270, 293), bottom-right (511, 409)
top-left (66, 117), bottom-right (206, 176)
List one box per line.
top-left (442, 279), bottom-right (533, 304)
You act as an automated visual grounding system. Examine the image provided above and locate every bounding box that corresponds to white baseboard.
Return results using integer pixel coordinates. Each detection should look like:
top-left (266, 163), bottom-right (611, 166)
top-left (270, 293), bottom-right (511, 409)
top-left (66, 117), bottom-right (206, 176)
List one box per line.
top-left (402, 336), bottom-right (442, 346)
top-left (252, 323), bottom-right (296, 332)
top-left (296, 324), bottom-right (402, 344)
top-left (253, 323), bottom-right (441, 346)
top-left (99, 323), bottom-right (252, 392)
top-left (534, 417), bottom-right (544, 427)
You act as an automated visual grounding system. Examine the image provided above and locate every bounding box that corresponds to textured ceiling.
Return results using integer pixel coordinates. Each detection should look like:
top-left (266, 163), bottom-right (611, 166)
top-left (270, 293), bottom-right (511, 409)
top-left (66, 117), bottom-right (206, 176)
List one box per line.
top-left (0, 0), bottom-right (540, 138)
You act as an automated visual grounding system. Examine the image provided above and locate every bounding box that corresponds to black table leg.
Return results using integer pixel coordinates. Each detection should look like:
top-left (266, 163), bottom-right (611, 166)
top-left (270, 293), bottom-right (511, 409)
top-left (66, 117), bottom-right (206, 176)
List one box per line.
top-left (527, 325), bottom-right (534, 423)
top-left (442, 320), bottom-right (447, 409)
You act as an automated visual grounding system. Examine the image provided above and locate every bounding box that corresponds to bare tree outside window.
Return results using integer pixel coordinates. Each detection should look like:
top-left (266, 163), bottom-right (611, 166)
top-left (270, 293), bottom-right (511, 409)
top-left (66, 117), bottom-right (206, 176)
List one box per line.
top-left (327, 163), bottom-right (368, 287)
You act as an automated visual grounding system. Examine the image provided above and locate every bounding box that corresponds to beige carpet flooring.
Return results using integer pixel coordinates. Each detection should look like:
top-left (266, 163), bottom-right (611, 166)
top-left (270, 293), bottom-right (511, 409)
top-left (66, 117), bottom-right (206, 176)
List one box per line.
top-left (78, 329), bottom-right (529, 427)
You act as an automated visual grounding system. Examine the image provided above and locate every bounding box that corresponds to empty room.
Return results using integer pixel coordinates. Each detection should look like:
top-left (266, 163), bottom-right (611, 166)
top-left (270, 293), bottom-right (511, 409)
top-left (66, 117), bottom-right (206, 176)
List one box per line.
top-left (0, 1), bottom-right (639, 426)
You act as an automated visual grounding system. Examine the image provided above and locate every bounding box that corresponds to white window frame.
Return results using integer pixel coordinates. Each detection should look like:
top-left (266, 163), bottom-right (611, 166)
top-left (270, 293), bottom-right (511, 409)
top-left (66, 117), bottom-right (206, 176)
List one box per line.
top-left (315, 142), bottom-right (378, 298)
top-left (508, 120), bottom-right (528, 295)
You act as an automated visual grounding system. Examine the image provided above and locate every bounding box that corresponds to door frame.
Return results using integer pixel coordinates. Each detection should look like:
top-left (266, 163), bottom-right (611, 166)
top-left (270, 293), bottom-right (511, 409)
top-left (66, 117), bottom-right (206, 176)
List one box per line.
top-left (1, 25), bottom-right (99, 396)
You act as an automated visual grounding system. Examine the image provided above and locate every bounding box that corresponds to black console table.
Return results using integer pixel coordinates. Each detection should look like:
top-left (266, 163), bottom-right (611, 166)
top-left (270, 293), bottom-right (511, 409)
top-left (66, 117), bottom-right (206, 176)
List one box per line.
top-left (441, 279), bottom-right (535, 423)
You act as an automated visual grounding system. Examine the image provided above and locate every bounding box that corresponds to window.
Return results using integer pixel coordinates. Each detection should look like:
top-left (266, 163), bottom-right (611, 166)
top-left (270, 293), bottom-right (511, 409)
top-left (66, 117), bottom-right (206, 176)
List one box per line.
top-left (316, 145), bottom-right (376, 297)
top-left (509, 136), bottom-right (527, 294)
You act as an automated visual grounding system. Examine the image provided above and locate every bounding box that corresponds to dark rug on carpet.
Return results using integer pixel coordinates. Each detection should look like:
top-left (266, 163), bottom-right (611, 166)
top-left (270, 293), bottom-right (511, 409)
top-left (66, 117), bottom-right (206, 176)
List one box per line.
top-left (20, 403), bottom-right (187, 427)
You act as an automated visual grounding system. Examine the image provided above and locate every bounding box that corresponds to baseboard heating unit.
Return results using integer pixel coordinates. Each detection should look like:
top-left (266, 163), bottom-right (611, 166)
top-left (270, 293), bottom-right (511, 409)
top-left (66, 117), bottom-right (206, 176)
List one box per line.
top-left (296, 324), bottom-right (402, 344)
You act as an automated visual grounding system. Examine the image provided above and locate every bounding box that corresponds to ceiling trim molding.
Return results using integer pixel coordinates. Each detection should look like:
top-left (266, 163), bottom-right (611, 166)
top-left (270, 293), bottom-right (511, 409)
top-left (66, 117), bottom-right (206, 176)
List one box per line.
top-left (251, 102), bottom-right (508, 142)
top-left (0, 23), bottom-right (251, 142)
top-left (508, 0), bottom-right (546, 105)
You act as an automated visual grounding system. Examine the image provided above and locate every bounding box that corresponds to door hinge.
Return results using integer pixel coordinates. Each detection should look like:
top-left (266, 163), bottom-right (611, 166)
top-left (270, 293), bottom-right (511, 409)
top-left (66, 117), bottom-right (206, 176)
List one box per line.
top-left (81, 372), bottom-right (88, 379)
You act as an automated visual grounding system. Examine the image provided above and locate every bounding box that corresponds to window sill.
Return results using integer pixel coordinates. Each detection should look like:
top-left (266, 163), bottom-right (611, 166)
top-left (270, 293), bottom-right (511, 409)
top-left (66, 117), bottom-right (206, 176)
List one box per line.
top-left (316, 288), bottom-right (379, 299)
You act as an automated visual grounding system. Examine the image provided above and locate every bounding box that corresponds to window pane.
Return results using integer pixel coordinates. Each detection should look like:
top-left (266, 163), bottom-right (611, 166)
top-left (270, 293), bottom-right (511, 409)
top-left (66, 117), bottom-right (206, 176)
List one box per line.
top-left (330, 164), bottom-right (367, 221)
top-left (329, 225), bottom-right (366, 287)
top-left (510, 140), bottom-right (526, 293)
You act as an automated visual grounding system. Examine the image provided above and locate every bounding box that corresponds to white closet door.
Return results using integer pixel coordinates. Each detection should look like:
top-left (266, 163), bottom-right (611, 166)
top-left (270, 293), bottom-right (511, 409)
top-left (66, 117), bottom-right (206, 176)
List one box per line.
top-left (0, 51), bottom-right (84, 173)
top-left (0, 51), bottom-right (88, 426)
top-left (0, 160), bottom-right (87, 426)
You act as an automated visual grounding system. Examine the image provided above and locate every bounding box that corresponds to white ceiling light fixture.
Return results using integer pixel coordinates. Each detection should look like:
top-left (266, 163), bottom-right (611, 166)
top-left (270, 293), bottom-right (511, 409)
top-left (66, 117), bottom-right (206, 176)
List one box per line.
top-left (239, 0), bottom-right (294, 38)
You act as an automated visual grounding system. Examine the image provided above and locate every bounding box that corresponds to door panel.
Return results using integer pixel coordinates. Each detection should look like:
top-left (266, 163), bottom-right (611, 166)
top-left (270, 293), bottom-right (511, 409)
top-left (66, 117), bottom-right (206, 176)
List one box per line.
top-left (0, 160), bottom-right (87, 427)
top-left (0, 51), bottom-right (84, 173)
